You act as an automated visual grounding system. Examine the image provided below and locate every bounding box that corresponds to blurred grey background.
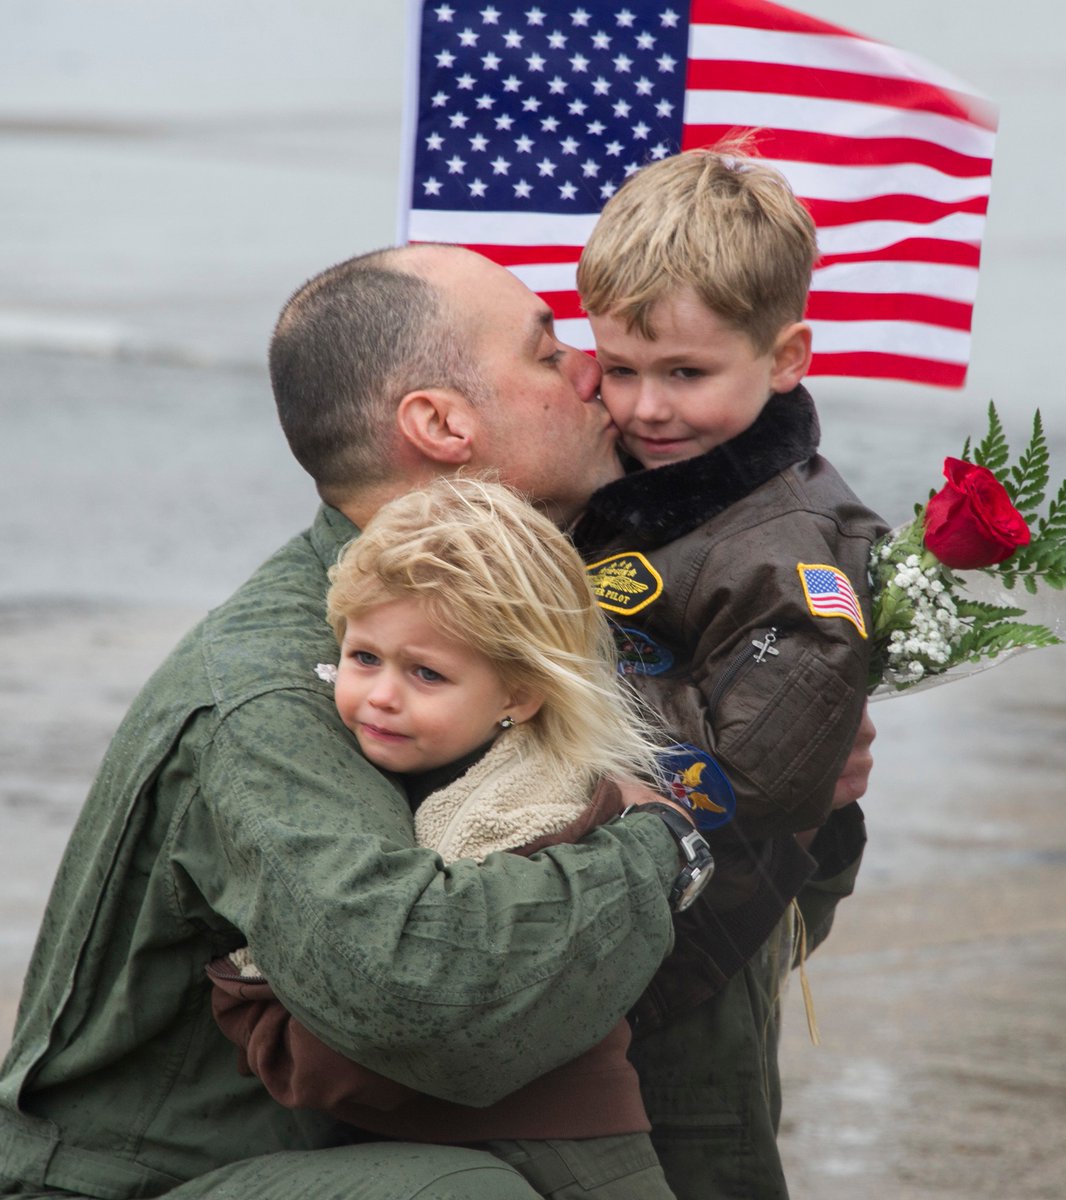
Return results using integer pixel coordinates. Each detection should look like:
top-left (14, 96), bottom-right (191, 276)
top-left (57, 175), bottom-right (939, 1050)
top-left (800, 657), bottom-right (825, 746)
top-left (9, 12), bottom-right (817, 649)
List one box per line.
top-left (2, 2), bottom-right (1064, 1197)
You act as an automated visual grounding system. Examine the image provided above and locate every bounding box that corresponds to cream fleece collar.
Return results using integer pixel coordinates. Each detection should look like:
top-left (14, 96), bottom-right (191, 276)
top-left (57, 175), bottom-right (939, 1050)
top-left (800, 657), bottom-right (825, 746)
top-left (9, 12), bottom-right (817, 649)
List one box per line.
top-left (414, 724), bottom-right (589, 862)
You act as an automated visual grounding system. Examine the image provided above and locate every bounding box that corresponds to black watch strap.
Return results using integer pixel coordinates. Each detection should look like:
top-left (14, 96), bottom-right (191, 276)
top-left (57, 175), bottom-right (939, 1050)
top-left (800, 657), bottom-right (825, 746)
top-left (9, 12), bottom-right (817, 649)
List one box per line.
top-left (620, 801), bottom-right (715, 912)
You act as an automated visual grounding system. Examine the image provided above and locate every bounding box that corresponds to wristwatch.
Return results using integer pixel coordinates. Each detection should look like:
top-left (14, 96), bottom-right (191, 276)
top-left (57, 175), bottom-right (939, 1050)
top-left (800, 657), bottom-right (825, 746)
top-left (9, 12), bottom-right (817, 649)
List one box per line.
top-left (620, 802), bottom-right (715, 913)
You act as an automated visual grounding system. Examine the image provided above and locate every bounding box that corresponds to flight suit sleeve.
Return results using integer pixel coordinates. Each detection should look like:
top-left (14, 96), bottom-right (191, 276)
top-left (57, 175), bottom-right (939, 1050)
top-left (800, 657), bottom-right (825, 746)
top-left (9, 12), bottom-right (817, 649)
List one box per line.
top-left (175, 688), bottom-right (679, 1107)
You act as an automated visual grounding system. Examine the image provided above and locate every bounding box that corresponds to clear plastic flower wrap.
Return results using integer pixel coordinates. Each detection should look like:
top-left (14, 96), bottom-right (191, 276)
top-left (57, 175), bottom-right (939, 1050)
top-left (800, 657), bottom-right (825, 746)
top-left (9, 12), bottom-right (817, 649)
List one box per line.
top-left (868, 404), bottom-right (1066, 699)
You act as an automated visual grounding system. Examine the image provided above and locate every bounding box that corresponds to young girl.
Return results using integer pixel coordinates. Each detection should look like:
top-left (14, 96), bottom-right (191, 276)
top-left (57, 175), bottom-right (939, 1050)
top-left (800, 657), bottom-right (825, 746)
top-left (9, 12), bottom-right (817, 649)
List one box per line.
top-left (207, 476), bottom-right (685, 1200)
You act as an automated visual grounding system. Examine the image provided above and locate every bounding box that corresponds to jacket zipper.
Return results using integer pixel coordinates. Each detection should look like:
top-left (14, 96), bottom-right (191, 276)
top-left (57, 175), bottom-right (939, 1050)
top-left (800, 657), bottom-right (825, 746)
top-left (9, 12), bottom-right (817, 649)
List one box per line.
top-left (704, 627), bottom-right (782, 721)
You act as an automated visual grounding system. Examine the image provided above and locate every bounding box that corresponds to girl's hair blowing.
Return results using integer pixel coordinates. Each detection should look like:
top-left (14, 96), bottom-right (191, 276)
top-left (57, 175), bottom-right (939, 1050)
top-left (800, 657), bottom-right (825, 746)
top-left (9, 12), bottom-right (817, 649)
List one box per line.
top-left (326, 475), bottom-right (665, 791)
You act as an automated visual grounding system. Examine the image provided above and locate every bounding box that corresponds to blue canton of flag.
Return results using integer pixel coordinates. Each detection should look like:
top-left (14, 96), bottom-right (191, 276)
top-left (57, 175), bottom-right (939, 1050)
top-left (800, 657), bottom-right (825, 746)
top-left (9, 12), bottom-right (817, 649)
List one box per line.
top-left (408, 2), bottom-right (689, 221)
top-left (797, 563), bottom-right (867, 638)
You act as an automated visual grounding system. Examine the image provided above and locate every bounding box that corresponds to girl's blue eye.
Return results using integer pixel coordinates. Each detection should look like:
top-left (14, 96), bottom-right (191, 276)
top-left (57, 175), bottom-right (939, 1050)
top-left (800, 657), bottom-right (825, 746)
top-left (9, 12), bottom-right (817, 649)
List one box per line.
top-left (414, 665), bottom-right (445, 683)
top-left (353, 650), bottom-right (379, 666)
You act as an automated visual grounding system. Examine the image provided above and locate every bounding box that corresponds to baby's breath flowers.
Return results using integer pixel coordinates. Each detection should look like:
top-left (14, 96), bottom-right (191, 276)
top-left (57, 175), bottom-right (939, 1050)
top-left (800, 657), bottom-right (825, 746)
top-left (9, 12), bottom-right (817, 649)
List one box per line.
top-left (871, 527), bottom-right (964, 688)
top-left (869, 404), bottom-right (1066, 697)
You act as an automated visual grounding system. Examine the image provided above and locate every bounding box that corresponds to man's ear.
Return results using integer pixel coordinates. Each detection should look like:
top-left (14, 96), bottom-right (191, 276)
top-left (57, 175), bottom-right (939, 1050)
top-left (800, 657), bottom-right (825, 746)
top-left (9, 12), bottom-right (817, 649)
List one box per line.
top-left (396, 389), bottom-right (476, 466)
top-left (770, 322), bottom-right (812, 394)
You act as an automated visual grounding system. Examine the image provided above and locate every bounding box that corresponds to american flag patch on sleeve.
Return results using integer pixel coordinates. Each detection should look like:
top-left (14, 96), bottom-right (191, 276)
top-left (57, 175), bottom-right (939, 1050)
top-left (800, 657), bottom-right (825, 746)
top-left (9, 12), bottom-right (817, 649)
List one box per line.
top-left (797, 563), bottom-right (868, 638)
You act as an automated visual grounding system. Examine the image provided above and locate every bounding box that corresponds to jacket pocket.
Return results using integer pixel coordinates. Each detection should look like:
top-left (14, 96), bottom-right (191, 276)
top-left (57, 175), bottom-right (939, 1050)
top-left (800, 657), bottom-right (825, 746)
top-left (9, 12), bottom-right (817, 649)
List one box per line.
top-left (713, 645), bottom-right (856, 818)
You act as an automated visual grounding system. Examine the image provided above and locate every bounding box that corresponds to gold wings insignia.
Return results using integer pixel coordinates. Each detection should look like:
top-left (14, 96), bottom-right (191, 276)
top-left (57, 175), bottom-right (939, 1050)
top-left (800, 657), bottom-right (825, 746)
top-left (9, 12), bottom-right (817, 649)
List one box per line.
top-left (590, 565), bottom-right (649, 595)
top-left (586, 552), bottom-right (664, 615)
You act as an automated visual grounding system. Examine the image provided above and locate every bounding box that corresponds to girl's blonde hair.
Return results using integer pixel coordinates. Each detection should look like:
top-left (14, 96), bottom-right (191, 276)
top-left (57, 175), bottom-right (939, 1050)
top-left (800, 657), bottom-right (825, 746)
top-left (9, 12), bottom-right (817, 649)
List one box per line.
top-left (326, 475), bottom-right (664, 791)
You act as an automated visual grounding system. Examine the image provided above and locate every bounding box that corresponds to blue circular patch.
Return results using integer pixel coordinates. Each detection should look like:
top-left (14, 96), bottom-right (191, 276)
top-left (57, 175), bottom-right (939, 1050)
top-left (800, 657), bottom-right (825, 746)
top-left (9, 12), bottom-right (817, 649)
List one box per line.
top-left (611, 624), bottom-right (675, 676)
top-left (657, 744), bottom-right (736, 831)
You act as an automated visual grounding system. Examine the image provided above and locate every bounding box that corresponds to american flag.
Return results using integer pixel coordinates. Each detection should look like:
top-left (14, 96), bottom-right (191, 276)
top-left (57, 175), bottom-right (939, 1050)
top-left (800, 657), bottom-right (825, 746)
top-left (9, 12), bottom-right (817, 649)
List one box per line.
top-left (399, 0), bottom-right (996, 389)
top-left (797, 563), bottom-right (867, 636)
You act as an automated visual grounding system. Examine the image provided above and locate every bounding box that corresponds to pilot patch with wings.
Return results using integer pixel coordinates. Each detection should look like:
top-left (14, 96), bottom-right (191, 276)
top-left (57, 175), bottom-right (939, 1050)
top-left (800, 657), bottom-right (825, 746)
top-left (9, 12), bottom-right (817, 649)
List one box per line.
top-left (585, 552), bottom-right (664, 616)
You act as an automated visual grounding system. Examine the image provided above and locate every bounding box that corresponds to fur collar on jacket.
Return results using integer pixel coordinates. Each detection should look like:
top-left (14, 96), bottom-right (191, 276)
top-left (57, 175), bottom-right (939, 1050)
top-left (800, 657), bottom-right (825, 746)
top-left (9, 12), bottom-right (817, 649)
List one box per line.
top-left (572, 385), bottom-right (820, 554)
top-left (414, 724), bottom-right (589, 863)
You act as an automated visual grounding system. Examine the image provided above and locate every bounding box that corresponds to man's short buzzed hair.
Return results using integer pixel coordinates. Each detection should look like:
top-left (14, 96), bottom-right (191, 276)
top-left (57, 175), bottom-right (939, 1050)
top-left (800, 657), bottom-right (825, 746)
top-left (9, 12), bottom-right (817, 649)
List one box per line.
top-left (269, 247), bottom-right (489, 502)
top-left (577, 146), bottom-right (818, 352)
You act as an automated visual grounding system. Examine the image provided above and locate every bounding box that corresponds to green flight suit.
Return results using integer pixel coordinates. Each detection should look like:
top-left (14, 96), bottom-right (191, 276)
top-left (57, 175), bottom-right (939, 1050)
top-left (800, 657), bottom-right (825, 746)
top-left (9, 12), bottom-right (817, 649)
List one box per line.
top-left (0, 505), bottom-right (680, 1198)
top-left (631, 810), bottom-right (866, 1200)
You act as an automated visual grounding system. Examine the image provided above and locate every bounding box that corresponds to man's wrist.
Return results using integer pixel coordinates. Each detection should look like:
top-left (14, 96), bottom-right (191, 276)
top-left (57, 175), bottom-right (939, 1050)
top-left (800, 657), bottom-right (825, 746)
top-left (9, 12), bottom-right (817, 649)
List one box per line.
top-left (641, 795), bottom-right (698, 827)
top-left (618, 802), bottom-right (715, 913)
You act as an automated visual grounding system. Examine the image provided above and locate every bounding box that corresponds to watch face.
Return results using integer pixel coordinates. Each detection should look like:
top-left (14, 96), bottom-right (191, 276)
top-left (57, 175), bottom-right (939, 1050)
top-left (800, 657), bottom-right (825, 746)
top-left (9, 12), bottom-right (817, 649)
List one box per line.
top-left (623, 802), bottom-right (715, 913)
top-left (673, 859), bottom-right (713, 912)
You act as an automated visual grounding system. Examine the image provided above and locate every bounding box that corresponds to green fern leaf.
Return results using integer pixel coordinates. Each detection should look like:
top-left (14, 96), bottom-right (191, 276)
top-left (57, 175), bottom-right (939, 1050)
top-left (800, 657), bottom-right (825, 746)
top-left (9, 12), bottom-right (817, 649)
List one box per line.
top-left (972, 401), bottom-right (1009, 476)
top-left (1010, 410), bottom-right (1049, 512)
top-left (954, 598), bottom-right (1027, 621)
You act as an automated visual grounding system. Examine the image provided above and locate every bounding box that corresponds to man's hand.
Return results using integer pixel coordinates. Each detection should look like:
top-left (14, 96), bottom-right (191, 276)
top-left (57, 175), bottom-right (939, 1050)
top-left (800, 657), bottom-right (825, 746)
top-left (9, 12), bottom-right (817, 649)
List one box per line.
top-left (795, 704), bottom-right (876, 849)
top-left (831, 703), bottom-right (876, 809)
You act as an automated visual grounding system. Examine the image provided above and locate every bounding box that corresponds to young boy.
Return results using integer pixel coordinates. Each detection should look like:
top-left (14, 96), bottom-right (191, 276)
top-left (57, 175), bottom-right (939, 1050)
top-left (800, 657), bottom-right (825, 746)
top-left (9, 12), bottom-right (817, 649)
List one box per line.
top-left (572, 147), bottom-right (887, 1198)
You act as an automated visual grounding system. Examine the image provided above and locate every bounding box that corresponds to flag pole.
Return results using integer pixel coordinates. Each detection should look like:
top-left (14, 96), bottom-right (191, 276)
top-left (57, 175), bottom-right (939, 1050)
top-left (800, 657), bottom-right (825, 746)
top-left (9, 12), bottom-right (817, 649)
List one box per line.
top-left (395, 0), bottom-right (423, 245)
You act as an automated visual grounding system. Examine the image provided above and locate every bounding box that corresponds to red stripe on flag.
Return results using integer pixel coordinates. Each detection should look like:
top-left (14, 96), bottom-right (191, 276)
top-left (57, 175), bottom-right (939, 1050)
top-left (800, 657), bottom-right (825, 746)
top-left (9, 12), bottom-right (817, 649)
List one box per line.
top-left (441, 240), bottom-right (984, 294)
top-left (460, 244), bottom-right (583, 267)
top-left (685, 60), bottom-right (990, 126)
top-left (539, 292), bottom-right (977, 335)
top-left (540, 290), bottom-right (585, 320)
top-left (817, 238), bottom-right (982, 269)
top-left (809, 351), bottom-right (968, 387)
top-left (803, 194), bottom-right (988, 228)
top-left (810, 594), bottom-right (862, 621)
top-left (690, 0), bottom-right (861, 38)
top-left (681, 125), bottom-right (991, 178)
top-left (805, 291), bottom-right (974, 332)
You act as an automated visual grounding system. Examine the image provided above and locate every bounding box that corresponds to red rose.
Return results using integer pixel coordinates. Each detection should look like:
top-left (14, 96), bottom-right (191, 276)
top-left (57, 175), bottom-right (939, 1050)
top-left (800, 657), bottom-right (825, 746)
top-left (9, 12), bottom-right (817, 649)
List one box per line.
top-left (923, 457), bottom-right (1031, 569)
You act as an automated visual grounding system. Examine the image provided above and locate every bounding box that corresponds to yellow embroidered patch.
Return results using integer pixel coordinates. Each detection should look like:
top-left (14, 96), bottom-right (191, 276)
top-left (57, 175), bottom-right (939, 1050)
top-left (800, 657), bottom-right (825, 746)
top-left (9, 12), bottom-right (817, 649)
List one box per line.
top-left (586, 552), bottom-right (664, 615)
top-left (797, 562), bottom-right (868, 638)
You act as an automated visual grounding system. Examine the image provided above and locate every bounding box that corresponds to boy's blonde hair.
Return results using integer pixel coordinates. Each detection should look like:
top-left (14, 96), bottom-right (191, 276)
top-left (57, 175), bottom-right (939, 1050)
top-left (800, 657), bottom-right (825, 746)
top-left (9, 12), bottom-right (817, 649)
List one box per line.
top-left (327, 476), bottom-right (664, 791)
top-left (577, 145), bottom-right (818, 352)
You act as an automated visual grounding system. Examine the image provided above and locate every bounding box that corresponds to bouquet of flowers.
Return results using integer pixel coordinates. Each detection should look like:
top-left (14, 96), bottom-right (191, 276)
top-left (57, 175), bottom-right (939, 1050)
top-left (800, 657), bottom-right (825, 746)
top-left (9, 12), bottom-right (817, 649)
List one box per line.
top-left (869, 403), bottom-right (1066, 697)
